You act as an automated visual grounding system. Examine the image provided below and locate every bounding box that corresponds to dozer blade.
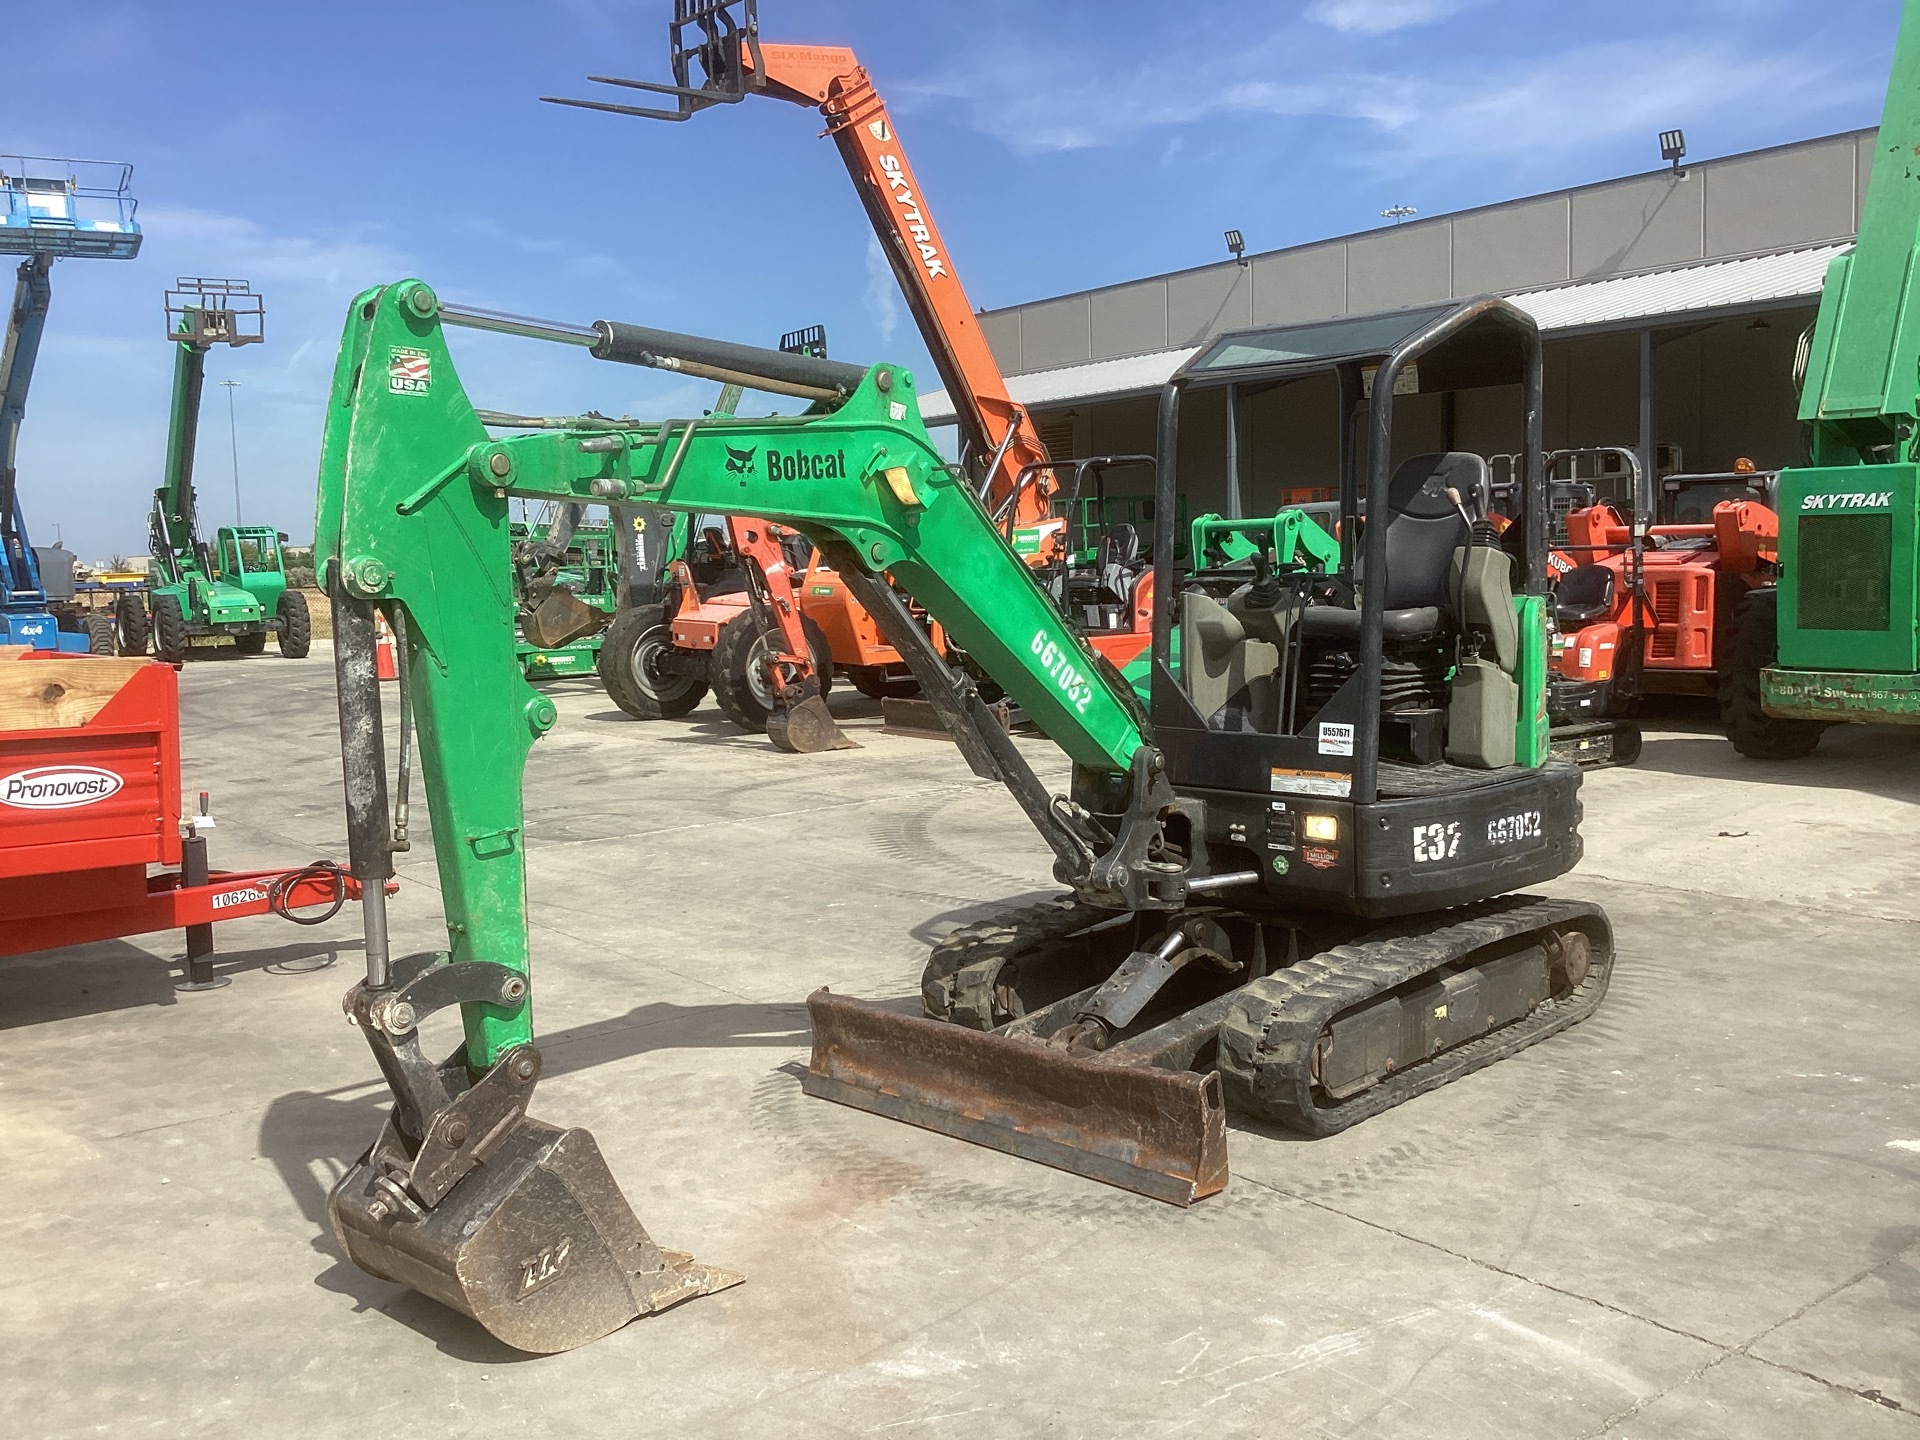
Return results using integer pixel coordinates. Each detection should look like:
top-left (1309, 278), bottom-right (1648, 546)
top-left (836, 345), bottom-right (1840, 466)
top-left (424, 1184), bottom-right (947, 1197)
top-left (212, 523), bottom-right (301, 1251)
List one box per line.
top-left (329, 1114), bottom-right (742, 1354)
top-left (803, 989), bottom-right (1228, 1206)
top-left (766, 694), bottom-right (860, 753)
top-left (1550, 720), bottom-right (1641, 770)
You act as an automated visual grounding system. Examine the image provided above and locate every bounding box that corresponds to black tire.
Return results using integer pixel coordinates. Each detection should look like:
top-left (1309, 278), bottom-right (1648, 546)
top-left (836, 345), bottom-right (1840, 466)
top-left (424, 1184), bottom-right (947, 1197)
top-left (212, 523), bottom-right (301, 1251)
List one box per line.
top-left (233, 632), bottom-right (268, 655)
top-left (86, 613), bottom-right (116, 655)
top-left (1719, 588), bottom-right (1825, 760)
top-left (276, 589), bottom-right (312, 658)
top-left (711, 612), bottom-right (835, 733)
top-left (115, 592), bottom-right (150, 655)
top-left (152, 593), bottom-right (190, 666)
top-left (803, 617), bottom-right (834, 699)
top-left (848, 664), bottom-right (920, 700)
top-left (597, 604), bottom-right (708, 719)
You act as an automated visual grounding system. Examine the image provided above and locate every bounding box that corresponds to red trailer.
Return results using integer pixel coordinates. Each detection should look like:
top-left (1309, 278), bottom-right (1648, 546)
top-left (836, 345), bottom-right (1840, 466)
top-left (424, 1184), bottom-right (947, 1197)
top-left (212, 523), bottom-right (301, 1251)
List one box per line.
top-left (1, 647), bottom-right (378, 986)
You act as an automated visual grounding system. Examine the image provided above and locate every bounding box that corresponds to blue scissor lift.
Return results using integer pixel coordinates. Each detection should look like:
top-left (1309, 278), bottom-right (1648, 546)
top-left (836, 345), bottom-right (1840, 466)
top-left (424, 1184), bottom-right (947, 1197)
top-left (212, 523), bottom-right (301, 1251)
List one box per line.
top-left (0, 155), bottom-right (141, 650)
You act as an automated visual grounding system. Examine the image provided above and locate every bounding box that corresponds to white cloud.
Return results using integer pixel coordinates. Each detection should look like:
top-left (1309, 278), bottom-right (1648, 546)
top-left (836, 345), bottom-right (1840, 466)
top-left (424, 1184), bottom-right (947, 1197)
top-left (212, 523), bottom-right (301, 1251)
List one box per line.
top-left (865, 232), bottom-right (901, 345)
top-left (900, 25), bottom-right (1864, 168)
top-left (1307, 0), bottom-right (1468, 34)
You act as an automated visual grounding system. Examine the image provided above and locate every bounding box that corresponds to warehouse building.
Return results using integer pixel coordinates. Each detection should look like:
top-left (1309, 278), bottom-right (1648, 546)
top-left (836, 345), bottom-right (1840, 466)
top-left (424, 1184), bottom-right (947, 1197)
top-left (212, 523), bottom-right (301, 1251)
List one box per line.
top-left (921, 129), bottom-right (1875, 521)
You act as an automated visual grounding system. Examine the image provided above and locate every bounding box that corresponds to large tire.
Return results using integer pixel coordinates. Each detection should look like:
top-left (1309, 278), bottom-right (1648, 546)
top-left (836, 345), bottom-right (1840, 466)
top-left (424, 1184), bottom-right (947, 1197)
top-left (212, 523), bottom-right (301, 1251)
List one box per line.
top-left (276, 589), bottom-right (312, 658)
top-left (597, 604), bottom-right (708, 719)
top-left (86, 613), bottom-right (117, 655)
top-left (233, 632), bottom-right (268, 655)
top-left (1719, 588), bottom-right (1825, 760)
top-left (152, 593), bottom-right (190, 666)
top-left (115, 592), bottom-right (150, 655)
top-left (711, 612), bottom-right (834, 733)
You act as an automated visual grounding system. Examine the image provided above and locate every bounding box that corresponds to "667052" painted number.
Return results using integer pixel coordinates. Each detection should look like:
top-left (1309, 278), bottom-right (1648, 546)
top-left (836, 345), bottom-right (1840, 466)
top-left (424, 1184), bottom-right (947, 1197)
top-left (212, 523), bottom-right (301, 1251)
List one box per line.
top-left (1486, 811), bottom-right (1542, 846)
top-left (1030, 629), bottom-right (1095, 714)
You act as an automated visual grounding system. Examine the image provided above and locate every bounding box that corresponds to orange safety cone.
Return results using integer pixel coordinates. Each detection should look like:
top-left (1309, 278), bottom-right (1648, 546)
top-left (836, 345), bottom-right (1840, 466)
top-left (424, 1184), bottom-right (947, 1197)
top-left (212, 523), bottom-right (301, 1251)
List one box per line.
top-left (374, 614), bottom-right (398, 682)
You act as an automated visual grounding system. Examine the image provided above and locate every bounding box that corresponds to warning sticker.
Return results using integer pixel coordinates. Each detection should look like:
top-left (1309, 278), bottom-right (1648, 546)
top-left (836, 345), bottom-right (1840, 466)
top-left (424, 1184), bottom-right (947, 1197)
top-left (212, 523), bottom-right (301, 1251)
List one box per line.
top-left (1270, 768), bottom-right (1351, 799)
top-left (388, 347), bottom-right (432, 395)
top-left (1317, 722), bottom-right (1355, 757)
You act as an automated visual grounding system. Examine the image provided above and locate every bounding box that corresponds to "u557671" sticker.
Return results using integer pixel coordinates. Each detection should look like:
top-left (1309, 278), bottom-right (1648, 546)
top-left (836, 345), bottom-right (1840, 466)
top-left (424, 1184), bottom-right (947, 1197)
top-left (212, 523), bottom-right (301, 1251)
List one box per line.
top-left (1, 766), bottom-right (125, 809)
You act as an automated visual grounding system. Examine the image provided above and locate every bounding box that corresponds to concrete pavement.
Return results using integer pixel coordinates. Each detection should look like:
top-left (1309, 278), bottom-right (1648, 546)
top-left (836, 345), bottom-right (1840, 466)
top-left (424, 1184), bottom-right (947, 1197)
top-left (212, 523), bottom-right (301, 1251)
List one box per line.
top-left (2, 650), bottom-right (1915, 1438)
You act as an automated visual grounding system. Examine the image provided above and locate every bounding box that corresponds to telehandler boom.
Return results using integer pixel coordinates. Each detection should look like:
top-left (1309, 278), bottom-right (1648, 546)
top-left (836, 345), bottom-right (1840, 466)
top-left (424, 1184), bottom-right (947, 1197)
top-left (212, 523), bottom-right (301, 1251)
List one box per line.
top-left (547, 1), bottom-right (1161, 663)
top-left (316, 279), bottom-right (1610, 1353)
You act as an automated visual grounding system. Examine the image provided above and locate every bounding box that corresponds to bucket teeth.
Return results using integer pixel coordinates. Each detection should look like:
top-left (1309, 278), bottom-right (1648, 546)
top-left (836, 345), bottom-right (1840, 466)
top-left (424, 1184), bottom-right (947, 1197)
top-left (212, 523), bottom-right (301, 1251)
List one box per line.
top-left (803, 988), bottom-right (1228, 1206)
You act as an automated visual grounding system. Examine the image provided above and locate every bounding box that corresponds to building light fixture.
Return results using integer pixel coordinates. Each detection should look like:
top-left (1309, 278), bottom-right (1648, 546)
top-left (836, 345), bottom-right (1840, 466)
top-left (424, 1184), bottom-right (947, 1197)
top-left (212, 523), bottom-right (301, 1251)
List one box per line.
top-left (1660, 129), bottom-right (1687, 176)
top-left (1381, 205), bottom-right (1417, 225)
top-left (1225, 228), bottom-right (1247, 265)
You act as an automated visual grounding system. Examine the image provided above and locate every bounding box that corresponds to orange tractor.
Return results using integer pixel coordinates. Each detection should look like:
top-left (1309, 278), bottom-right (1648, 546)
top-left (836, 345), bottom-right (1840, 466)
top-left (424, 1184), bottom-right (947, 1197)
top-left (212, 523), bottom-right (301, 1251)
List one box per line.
top-left (1548, 448), bottom-right (1779, 757)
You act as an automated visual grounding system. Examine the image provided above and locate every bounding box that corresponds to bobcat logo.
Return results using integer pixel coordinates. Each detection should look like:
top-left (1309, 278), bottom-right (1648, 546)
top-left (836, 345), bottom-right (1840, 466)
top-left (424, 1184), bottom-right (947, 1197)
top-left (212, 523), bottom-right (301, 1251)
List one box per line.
top-left (725, 445), bottom-right (757, 477)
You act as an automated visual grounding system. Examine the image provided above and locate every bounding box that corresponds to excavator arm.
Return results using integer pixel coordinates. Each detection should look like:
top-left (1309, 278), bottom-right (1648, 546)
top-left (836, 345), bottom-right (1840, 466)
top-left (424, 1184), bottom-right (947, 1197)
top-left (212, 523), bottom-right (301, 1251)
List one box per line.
top-left (312, 278), bottom-right (1166, 1351)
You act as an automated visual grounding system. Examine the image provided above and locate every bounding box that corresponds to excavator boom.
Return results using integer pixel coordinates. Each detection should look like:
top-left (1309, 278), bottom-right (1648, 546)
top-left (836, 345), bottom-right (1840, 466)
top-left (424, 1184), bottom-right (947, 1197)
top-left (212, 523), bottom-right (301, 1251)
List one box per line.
top-left (313, 278), bottom-right (1156, 1349)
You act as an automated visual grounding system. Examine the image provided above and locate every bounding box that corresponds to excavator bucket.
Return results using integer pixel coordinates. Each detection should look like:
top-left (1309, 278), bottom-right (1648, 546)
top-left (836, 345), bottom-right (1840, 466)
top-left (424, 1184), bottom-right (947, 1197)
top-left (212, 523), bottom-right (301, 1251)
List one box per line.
top-left (803, 989), bottom-right (1228, 1205)
top-left (766, 693), bottom-right (859, 753)
top-left (329, 1112), bottom-right (742, 1354)
top-left (521, 587), bottom-right (605, 650)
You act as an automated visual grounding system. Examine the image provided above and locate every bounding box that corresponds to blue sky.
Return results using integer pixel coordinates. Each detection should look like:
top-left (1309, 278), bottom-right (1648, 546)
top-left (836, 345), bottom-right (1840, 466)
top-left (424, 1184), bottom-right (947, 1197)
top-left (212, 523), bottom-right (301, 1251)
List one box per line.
top-left (3, 0), bottom-right (1899, 561)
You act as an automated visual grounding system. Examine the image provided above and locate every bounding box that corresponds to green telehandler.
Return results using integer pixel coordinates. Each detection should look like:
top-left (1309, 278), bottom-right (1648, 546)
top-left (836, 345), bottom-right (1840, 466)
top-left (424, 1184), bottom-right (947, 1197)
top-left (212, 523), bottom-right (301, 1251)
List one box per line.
top-left (313, 279), bottom-right (1610, 1353)
top-left (1722, 0), bottom-right (1920, 753)
top-left (129, 277), bottom-right (310, 663)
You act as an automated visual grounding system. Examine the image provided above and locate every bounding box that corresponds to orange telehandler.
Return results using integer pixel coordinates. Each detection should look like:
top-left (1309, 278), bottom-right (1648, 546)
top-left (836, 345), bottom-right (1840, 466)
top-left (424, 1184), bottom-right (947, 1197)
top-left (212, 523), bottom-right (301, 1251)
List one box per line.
top-left (546, 0), bottom-right (1157, 674)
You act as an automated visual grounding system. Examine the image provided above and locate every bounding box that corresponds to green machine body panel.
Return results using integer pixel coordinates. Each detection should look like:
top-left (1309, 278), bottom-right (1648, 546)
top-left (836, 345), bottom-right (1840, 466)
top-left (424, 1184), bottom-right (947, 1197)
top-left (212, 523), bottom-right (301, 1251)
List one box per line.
top-left (1773, 463), bottom-right (1918, 674)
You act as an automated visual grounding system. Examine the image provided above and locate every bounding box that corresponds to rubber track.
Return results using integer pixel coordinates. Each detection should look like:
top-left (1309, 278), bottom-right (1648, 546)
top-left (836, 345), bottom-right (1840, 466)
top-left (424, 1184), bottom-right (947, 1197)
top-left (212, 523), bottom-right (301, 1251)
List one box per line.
top-left (1215, 895), bottom-right (1613, 1136)
top-left (921, 896), bottom-right (1122, 1025)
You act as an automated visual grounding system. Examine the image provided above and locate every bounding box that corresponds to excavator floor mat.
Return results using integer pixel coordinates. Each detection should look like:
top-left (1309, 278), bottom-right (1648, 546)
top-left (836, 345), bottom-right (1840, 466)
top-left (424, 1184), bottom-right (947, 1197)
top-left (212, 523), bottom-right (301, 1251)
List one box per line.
top-left (804, 989), bottom-right (1228, 1205)
top-left (329, 1115), bottom-right (742, 1354)
top-left (766, 694), bottom-right (859, 753)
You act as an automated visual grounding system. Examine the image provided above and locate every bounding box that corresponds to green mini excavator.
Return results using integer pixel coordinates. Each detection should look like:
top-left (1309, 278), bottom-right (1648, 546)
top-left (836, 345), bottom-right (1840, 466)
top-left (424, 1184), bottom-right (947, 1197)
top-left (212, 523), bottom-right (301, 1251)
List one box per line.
top-left (313, 279), bottom-right (1611, 1353)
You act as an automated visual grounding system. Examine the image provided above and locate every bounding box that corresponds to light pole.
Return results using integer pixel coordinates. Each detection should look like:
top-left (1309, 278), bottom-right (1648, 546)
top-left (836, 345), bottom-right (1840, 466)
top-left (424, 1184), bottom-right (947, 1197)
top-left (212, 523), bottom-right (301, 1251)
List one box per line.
top-left (221, 379), bottom-right (242, 525)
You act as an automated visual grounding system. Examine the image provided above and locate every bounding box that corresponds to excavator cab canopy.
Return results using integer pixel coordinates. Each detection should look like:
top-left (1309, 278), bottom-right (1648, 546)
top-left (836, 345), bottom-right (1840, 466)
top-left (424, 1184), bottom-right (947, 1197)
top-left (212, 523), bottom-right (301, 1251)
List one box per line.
top-left (1147, 297), bottom-right (1551, 846)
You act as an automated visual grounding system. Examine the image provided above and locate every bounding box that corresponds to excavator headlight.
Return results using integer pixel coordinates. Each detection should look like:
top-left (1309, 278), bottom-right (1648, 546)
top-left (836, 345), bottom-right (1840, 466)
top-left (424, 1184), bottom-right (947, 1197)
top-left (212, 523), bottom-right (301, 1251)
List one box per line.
top-left (1302, 814), bottom-right (1340, 843)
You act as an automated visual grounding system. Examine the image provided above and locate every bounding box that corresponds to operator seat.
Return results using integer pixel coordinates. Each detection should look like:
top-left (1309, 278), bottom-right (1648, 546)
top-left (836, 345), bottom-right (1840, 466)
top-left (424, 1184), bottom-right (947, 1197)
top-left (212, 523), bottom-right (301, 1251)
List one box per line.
top-left (1298, 452), bottom-right (1486, 643)
top-left (1553, 564), bottom-right (1616, 631)
top-left (1096, 522), bottom-right (1143, 604)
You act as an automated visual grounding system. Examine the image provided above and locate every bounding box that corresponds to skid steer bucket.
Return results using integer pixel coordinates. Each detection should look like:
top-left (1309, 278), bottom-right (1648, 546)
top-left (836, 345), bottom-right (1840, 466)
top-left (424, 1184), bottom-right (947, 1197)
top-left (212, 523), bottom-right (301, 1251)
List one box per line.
top-left (803, 989), bottom-right (1228, 1205)
top-left (330, 1112), bottom-right (740, 1354)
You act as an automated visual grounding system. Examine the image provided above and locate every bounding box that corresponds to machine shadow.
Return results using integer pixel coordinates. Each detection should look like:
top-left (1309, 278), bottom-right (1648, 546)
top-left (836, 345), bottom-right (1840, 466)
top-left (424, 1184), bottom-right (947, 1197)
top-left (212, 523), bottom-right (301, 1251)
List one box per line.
top-left (257, 997), bottom-right (812, 1362)
top-left (1624, 729), bottom-right (1920, 805)
top-left (905, 891), bottom-right (1064, 950)
top-left (0, 936), bottom-right (357, 1029)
